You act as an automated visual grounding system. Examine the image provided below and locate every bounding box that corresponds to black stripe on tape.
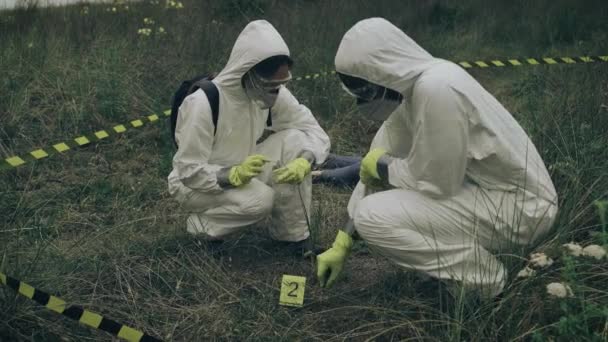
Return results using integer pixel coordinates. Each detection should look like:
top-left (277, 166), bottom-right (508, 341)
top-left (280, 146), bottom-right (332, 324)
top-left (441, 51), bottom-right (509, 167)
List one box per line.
top-left (62, 305), bottom-right (85, 320)
top-left (1, 273), bottom-right (163, 341)
top-left (141, 334), bottom-right (163, 342)
top-left (17, 153), bottom-right (37, 164)
top-left (98, 317), bottom-right (122, 335)
top-left (32, 288), bottom-right (51, 306)
top-left (6, 276), bottom-right (20, 291)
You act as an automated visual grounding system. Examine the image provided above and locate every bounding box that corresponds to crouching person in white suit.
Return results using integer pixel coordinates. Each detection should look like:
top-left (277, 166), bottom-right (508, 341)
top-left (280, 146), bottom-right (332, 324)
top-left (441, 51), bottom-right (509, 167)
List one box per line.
top-left (168, 20), bottom-right (330, 254)
top-left (316, 18), bottom-right (557, 297)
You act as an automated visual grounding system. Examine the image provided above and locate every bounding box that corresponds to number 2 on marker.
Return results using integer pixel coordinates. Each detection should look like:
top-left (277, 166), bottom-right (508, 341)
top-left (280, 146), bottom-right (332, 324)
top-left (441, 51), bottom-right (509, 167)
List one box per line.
top-left (287, 282), bottom-right (298, 297)
top-left (279, 275), bottom-right (306, 307)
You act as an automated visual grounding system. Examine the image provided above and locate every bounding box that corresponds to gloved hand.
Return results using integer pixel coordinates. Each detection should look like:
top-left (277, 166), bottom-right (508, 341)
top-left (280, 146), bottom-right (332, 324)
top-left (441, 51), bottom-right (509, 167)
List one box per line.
top-left (273, 157), bottom-right (311, 184)
top-left (359, 148), bottom-right (387, 188)
top-left (316, 230), bottom-right (353, 288)
top-left (228, 154), bottom-right (269, 187)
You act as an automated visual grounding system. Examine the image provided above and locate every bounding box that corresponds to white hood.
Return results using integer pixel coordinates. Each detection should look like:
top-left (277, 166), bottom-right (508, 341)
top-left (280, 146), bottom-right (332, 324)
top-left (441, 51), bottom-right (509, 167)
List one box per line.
top-left (335, 18), bottom-right (445, 95)
top-left (214, 20), bottom-right (290, 93)
top-left (343, 19), bottom-right (557, 244)
top-left (168, 20), bottom-right (330, 195)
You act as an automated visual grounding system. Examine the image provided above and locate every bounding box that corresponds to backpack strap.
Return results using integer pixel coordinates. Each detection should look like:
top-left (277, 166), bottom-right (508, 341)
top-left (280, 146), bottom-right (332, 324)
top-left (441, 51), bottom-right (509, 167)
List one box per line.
top-left (266, 109), bottom-right (272, 127)
top-left (191, 80), bottom-right (220, 136)
top-left (179, 78), bottom-right (271, 140)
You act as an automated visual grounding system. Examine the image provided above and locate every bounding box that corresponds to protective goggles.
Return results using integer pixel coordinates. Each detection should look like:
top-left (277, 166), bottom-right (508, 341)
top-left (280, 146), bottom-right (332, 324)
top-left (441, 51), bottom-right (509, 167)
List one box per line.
top-left (340, 82), bottom-right (382, 102)
top-left (249, 70), bottom-right (292, 94)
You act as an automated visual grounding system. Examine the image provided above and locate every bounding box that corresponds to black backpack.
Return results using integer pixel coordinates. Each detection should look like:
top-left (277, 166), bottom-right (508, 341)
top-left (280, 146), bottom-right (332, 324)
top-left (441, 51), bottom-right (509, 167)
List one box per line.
top-left (170, 74), bottom-right (273, 148)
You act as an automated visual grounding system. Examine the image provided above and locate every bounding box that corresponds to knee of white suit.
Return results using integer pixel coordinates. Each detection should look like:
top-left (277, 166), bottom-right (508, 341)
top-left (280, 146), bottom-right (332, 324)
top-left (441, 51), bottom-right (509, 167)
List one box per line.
top-left (352, 191), bottom-right (507, 297)
top-left (239, 183), bottom-right (275, 218)
top-left (352, 196), bottom-right (374, 228)
top-left (352, 195), bottom-right (420, 255)
top-left (352, 195), bottom-right (396, 238)
top-left (184, 181), bottom-right (275, 239)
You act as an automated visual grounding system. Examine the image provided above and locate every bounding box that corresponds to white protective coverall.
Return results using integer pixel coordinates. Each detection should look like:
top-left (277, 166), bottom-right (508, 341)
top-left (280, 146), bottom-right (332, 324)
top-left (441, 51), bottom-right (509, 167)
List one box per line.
top-left (167, 20), bottom-right (330, 241)
top-left (338, 18), bottom-right (558, 295)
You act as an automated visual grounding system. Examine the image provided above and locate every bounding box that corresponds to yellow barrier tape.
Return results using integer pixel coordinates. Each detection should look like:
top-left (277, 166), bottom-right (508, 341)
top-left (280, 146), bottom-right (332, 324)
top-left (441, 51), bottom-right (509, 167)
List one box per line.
top-left (0, 272), bottom-right (161, 341)
top-left (131, 119), bottom-right (144, 128)
top-left (75, 136), bottom-right (90, 146)
top-left (1, 53), bottom-right (605, 173)
top-left (118, 326), bottom-right (145, 341)
top-left (114, 125), bottom-right (127, 133)
top-left (80, 310), bottom-right (104, 328)
top-left (508, 59), bottom-right (522, 66)
top-left (18, 282), bottom-right (36, 299)
top-left (47, 295), bottom-right (67, 314)
top-left (53, 143), bottom-right (70, 153)
top-left (543, 58), bottom-right (558, 64)
top-left (561, 57), bottom-right (576, 63)
top-left (30, 149), bottom-right (49, 159)
top-left (6, 156), bottom-right (26, 167)
top-left (95, 130), bottom-right (110, 139)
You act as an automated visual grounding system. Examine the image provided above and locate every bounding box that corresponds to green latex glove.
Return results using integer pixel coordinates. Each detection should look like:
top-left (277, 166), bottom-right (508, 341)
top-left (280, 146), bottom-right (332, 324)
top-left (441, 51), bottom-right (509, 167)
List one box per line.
top-left (360, 148), bottom-right (387, 188)
top-left (316, 230), bottom-right (353, 288)
top-left (273, 157), bottom-right (311, 184)
top-left (228, 154), bottom-right (269, 187)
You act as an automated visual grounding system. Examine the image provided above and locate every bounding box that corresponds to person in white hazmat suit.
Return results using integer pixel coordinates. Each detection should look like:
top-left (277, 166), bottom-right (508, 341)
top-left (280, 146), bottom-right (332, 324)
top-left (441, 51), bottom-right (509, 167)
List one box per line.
top-left (168, 20), bottom-right (330, 253)
top-left (316, 18), bottom-right (558, 296)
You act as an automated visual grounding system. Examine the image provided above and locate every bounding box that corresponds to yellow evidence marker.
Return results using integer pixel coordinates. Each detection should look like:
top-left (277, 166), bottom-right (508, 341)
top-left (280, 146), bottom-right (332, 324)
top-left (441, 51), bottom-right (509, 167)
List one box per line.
top-left (279, 275), bottom-right (306, 307)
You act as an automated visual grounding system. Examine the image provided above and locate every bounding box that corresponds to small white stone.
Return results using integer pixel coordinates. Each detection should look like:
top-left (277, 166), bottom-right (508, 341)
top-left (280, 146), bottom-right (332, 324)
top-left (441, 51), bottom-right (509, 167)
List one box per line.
top-left (546, 282), bottom-right (574, 298)
top-left (516, 266), bottom-right (535, 278)
top-left (529, 252), bottom-right (554, 268)
top-left (562, 242), bottom-right (583, 257)
top-left (582, 244), bottom-right (607, 260)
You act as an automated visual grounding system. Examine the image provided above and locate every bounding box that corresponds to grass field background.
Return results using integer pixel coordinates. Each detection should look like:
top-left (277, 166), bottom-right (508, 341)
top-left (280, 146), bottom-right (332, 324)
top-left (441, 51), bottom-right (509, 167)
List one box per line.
top-left (1, 0), bottom-right (608, 340)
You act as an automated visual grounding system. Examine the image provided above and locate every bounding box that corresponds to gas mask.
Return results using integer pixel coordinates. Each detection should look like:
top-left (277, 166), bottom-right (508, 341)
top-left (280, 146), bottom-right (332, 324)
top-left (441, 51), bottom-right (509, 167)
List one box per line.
top-left (243, 70), bottom-right (292, 109)
top-left (341, 81), bottom-right (403, 121)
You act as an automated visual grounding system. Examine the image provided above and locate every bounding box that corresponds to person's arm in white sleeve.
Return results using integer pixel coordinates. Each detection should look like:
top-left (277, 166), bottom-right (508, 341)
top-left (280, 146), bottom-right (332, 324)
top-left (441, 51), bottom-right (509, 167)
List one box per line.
top-left (386, 83), bottom-right (469, 198)
top-left (172, 93), bottom-right (223, 193)
top-left (268, 87), bottom-right (331, 165)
